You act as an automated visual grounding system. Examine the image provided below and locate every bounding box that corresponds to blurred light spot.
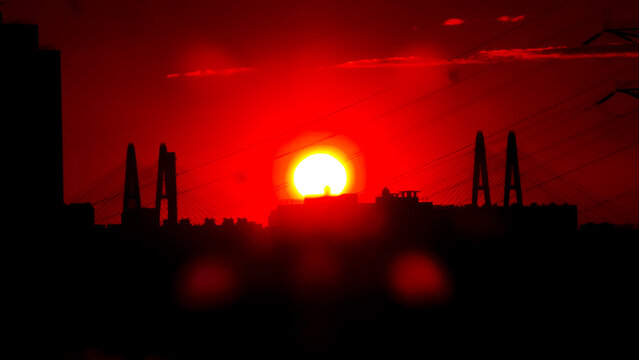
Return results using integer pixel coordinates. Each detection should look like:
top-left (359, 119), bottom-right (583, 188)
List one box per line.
top-left (178, 258), bottom-right (237, 309)
top-left (389, 252), bottom-right (450, 307)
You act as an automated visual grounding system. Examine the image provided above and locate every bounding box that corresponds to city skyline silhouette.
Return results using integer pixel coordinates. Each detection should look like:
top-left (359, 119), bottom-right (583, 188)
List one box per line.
top-left (3, 1), bottom-right (639, 358)
top-left (2, 0), bottom-right (638, 226)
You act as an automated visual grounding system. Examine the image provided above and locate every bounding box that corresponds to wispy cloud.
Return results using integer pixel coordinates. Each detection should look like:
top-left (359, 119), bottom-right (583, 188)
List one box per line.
top-left (443, 18), bottom-right (464, 26)
top-left (477, 44), bottom-right (639, 61)
top-left (334, 44), bottom-right (639, 69)
top-left (497, 15), bottom-right (525, 23)
top-left (443, 15), bottom-right (526, 26)
top-left (165, 67), bottom-right (255, 79)
top-left (335, 56), bottom-right (437, 68)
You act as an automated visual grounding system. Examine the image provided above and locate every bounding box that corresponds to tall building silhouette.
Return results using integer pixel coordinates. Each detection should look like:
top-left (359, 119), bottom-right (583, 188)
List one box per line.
top-left (1, 13), bottom-right (63, 221)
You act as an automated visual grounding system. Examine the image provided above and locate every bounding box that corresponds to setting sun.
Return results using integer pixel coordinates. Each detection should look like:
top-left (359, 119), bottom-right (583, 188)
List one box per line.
top-left (293, 153), bottom-right (347, 196)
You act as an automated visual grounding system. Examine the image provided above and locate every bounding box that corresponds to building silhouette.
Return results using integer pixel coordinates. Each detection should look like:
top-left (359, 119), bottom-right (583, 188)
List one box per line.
top-left (269, 131), bottom-right (577, 237)
top-left (1, 12), bottom-right (63, 222)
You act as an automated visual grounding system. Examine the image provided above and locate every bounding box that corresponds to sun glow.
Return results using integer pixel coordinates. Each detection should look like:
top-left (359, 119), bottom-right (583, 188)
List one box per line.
top-left (294, 153), bottom-right (347, 196)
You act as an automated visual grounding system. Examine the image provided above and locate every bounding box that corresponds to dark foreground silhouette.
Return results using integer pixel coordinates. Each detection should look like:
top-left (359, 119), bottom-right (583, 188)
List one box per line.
top-left (34, 197), bottom-right (637, 358)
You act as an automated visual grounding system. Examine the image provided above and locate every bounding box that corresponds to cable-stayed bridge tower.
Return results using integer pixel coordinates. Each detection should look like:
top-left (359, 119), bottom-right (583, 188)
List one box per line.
top-left (472, 131), bottom-right (491, 207)
top-left (504, 132), bottom-right (523, 207)
top-left (155, 144), bottom-right (177, 226)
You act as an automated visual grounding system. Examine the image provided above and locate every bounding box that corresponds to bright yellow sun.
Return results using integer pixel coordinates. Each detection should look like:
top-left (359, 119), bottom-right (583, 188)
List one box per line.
top-left (294, 153), bottom-right (347, 196)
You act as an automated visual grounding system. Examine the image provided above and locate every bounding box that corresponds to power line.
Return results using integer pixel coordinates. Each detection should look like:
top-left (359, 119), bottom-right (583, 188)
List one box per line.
top-left (175, 0), bottom-right (572, 175)
top-left (522, 140), bottom-right (639, 194)
top-left (89, 0), bottom-right (604, 221)
top-left (176, 86), bottom-right (395, 176)
top-left (381, 70), bottom-right (625, 186)
top-left (580, 185), bottom-right (639, 216)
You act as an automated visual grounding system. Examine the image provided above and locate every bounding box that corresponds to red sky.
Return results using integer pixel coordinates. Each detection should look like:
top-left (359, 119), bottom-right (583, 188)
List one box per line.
top-left (4, 0), bottom-right (639, 225)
